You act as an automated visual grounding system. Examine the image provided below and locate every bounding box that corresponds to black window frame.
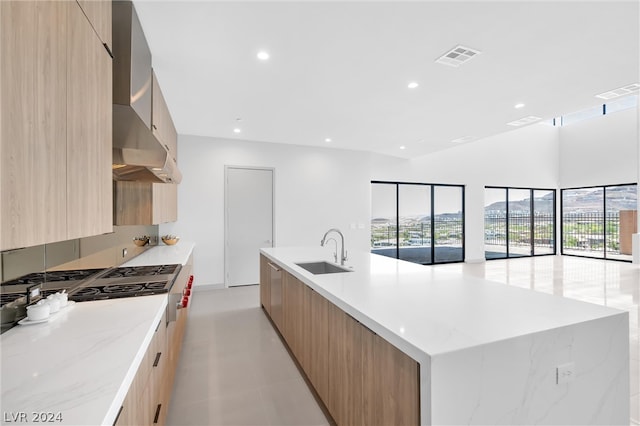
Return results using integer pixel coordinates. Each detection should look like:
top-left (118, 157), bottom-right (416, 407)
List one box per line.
top-left (371, 180), bottom-right (465, 265)
top-left (560, 183), bottom-right (637, 262)
top-left (484, 186), bottom-right (557, 260)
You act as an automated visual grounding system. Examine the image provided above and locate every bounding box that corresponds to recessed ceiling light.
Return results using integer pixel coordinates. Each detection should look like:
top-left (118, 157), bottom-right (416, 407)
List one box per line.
top-left (399, 146), bottom-right (406, 150)
top-left (257, 51), bottom-right (270, 61)
top-left (233, 128), bottom-right (241, 133)
top-left (595, 83), bottom-right (639, 100)
top-left (514, 103), bottom-right (525, 109)
top-left (507, 116), bottom-right (541, 126)
top-left (407, 82), bottom-right (419, 89)
top-left (325, 138), bottom-right (332, 143)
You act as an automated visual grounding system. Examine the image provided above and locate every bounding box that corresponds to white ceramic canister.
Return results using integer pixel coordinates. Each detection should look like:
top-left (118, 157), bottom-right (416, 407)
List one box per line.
top-left (27, 300), bottom-right (51, 321)
top-left (55, 292), bottom-right (68, 308)
top-left (46, 295), bottom-right (61, 314)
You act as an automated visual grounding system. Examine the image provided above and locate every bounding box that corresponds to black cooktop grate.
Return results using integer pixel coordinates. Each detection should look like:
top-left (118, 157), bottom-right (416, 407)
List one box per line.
top-left (1, 268), bottom-right (103, 286)
top-left (100, 264), bottom-right (180, 279)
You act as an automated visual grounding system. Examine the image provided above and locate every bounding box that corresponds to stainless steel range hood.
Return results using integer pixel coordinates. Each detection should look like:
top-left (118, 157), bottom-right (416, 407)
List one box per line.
top-left (112, 0), bottom-right (181, 184)
top-left (112, 105), bottom-right (182, 183)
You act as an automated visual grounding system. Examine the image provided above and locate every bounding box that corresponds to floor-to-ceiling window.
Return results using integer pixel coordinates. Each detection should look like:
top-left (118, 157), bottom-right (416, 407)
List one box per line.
top-left (561, 184), bottom-right (637, 262)
top-left (371, 181), bottom-right (464, 265)
top-left (485, 187), bottom-right (556, 260)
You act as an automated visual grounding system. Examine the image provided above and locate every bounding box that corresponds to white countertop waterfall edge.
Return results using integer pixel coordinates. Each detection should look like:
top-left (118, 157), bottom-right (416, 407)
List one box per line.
top-left (261, 247), bottom-right (629, 425)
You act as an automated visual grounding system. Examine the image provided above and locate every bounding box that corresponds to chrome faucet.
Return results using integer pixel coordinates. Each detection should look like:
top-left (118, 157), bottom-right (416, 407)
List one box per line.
top-left (320, 228), bottom-right (347, 265)
top-left (324, 237), bottom-right (338, 263)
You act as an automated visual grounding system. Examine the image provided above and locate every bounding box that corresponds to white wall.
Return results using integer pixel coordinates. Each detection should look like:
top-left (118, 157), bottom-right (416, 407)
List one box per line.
top-left (371, 123), bottom-right (561, 261)
top-left (164, 106), bottom-right (639, 284)
top-left (161, 135), bottom-right (371, 286)
top-left (559, 108), bottom-right (638, 188)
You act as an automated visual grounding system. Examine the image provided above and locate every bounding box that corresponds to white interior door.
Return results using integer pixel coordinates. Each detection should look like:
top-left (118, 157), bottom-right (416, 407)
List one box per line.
top-left (225, 167), bottom-right (274, 287)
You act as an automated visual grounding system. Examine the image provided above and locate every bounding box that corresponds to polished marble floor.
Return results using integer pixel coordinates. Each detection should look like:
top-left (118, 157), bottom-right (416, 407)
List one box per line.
top-left (167, 255), bottom-right (639, 425)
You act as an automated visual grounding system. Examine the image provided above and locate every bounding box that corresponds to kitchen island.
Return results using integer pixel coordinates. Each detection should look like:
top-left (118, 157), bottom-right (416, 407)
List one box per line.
top-left (0, 242), bottom-right (195, 425)
top-left (260, 247), bottom-right (630, 425)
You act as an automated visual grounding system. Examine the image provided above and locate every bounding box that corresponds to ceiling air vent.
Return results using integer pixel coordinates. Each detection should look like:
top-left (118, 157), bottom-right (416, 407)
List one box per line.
top-left (507, 116), bottom-right (542, 126)
top-left (595, 83), bottom-right (640, 100)
top-left (435, 45), bottom-right (481, 67)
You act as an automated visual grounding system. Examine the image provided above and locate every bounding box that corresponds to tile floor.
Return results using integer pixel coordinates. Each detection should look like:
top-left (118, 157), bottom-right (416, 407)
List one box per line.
top-left (166, 284), bottom-right (330, 426)
top-left (167, 255), bottom-right (639, 425)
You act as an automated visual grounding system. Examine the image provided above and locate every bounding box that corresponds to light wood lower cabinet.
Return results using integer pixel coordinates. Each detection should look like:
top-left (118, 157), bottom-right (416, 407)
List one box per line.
top-left (269, 262), bottom-right (283, 331)
top-left (260, 255), bottom-right (271, 315)
top-left (116, 292), bottom-right (190, 426)
top-left (260, 255), bottom-right (420, 426)
top-left (117, 311), bottom-right (166, 426)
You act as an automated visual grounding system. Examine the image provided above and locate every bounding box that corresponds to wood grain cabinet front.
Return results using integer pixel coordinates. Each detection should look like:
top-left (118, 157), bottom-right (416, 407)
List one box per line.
top-left (259, 255), bottom-right (271, 314)
top-left (76, 0), bottom-right (112, 51)
top-left (67, 0), bottom-right (113, 240)
top-left (0, 0), bottom-right (112, 251)
top-left (114, 181), bottom-right (178, 225)
top-left (260, 259), bottom-right (420, 426)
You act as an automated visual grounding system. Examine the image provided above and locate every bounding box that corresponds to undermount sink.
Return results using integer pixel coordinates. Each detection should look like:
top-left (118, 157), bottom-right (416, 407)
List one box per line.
top-left (295, 261), bottom-right (353, 275)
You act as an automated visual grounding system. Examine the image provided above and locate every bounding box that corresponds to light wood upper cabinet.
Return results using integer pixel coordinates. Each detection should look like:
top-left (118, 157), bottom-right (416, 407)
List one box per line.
top-left (114, 182), bottom-right (177, 225)
top-left (67, 1), bottom-right (113, 239)
top-left (1, 1), bottom-right (67, 250)
top-left (76, 0), bottom-right (112, 51)
top-left (151, 70), bottom-right (178, 161)
top-left (1, 0), bottom-right (112, 251)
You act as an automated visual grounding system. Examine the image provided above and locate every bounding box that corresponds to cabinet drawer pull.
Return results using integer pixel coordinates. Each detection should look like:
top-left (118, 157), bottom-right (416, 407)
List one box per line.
top-left (268, 262), bottom-right (280, 272)
top-left (153, 352), bottom-right (162, 367)
top-left (153, 404), bottom-right (162, 423)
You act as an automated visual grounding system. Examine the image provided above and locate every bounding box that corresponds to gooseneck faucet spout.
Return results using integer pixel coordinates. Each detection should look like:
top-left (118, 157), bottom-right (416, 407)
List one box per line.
top-left (320, 228), bottom-right (347, 265)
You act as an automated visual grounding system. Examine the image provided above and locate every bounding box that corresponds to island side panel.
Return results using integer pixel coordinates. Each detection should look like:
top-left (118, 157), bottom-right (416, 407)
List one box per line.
top-left (430, 312), bottom-right (629, 425)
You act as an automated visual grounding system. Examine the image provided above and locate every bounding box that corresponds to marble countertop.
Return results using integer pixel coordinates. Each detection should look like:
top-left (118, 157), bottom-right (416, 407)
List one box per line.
top-left (0, 295), bottom-right (167, 425)
top-left (122, 241), bottom-right (195, 267)
top-left (0, 243), bottom-right (196, 425)
top-left (261, 247), bottom-right (626, 362)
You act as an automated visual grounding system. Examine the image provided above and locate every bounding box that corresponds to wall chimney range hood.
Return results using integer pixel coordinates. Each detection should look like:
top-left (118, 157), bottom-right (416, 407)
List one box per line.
top-left (112, 1), bottom-right (181, 184)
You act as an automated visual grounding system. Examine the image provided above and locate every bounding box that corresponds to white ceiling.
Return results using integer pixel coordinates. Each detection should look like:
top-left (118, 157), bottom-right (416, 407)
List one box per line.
top-left (133, 0), bottom-right (640, 159)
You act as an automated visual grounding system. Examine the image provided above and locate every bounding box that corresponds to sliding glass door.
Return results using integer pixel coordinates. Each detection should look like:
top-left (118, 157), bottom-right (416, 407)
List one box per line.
top-left (371, 183), bottom-right (398, 259)
top-left (398, 185), bottom-right (431, 264)
top-left (485, 187), bottom-right (556, 260)
top-left (561, 184), bottom-right (637, 261)
top-left (371, 181), bottom-right (464, 265)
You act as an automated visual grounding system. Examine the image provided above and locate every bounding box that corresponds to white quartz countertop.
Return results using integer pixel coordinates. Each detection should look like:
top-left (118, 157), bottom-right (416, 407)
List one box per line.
top-left (261, 247), bottom-right (626, 361)
top-left (0, 243), bottom-right (195, 425)
top-left (0, 295), bottom-right (167, 425)
top-left (122, 241), bottom-right (195, 267)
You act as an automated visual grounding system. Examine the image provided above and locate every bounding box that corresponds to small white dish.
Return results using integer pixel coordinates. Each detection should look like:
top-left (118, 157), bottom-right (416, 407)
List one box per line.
top-left (18, 317), bottom-right (49, 325)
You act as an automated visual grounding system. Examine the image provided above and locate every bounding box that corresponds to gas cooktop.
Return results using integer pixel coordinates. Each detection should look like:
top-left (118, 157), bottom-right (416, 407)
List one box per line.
top-left (0, 264), bottom-right (182, 307)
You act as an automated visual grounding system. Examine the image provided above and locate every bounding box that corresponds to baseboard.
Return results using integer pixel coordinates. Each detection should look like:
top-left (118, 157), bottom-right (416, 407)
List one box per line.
top-left (192, 283), bottom-right (225, 291)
